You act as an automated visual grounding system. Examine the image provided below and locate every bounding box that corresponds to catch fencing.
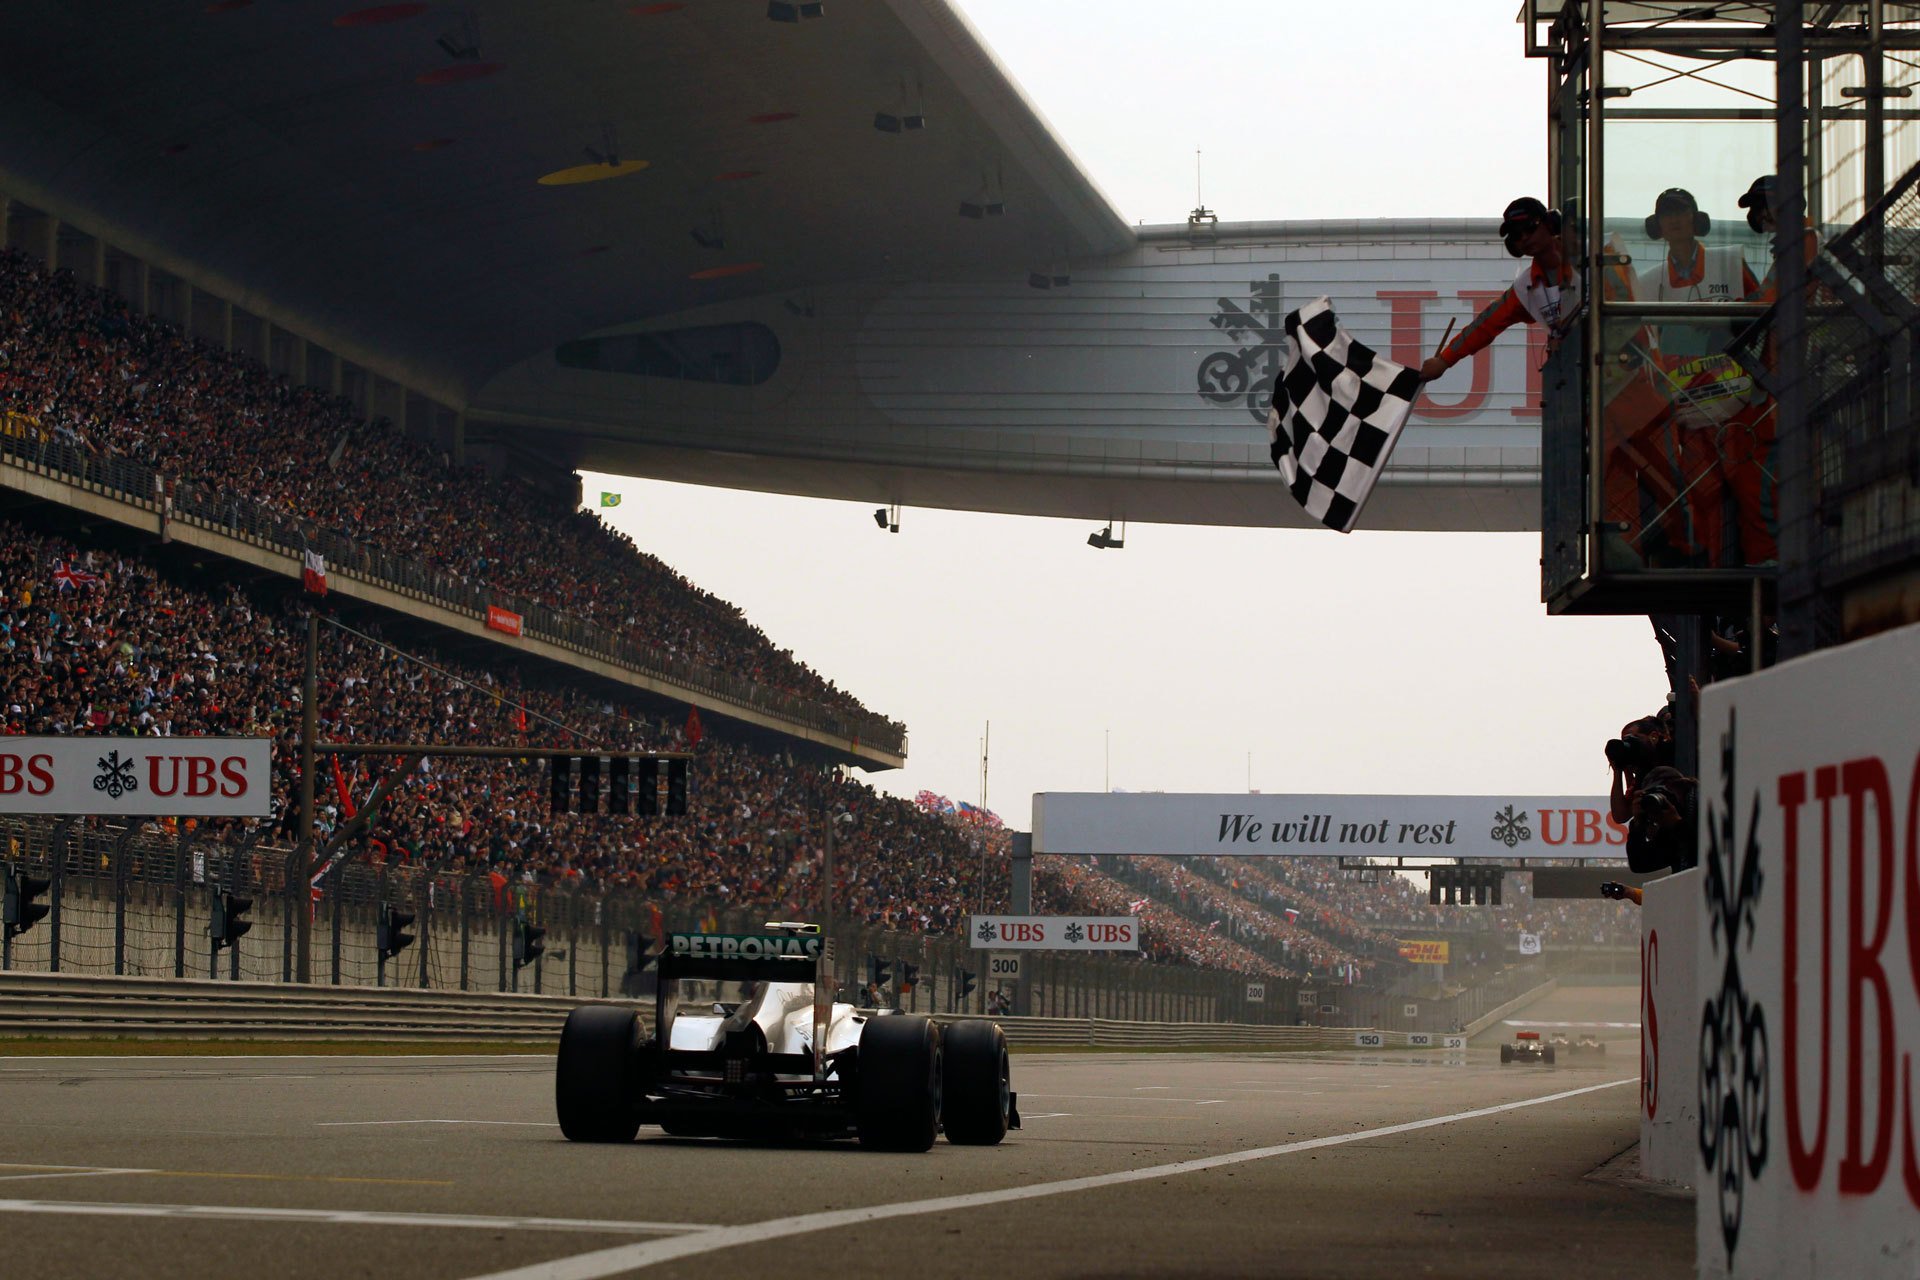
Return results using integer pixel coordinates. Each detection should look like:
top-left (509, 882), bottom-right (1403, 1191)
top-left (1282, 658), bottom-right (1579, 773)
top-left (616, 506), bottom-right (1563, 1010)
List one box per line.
top-left (1, 816), bottom-right (1313, 1026)
top-left (0, 817), bottom-right (1576, 1032)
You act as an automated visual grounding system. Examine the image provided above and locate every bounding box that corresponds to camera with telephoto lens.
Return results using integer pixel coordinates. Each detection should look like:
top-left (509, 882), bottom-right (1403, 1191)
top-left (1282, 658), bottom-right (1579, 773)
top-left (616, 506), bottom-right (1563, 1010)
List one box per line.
top-left (1605, 733), bottom-right (1661, 772)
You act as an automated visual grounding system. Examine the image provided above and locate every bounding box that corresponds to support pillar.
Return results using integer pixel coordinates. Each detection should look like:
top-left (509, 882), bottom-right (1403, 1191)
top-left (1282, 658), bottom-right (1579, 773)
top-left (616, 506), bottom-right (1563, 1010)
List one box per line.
top-left (1010, 831), bottom-right (1032, 1017)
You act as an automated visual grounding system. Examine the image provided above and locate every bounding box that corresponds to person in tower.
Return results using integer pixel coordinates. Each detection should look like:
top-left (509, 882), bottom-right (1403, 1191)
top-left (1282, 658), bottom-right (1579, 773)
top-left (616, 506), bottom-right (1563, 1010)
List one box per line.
top-left (1416, 197), bottom-right (1579, 383)
top-left (1417, 198), bottom-right (1684, 567)
top-left (1632, 187), bottom-right (1774, 566)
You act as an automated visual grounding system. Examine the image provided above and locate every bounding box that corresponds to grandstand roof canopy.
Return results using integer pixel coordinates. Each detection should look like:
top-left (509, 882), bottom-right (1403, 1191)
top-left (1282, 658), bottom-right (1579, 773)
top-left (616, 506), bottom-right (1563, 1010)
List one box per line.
top-left (0, 0), bottom-right (1128, 407)
top-left (2, 3), bottom-right (1542, 530)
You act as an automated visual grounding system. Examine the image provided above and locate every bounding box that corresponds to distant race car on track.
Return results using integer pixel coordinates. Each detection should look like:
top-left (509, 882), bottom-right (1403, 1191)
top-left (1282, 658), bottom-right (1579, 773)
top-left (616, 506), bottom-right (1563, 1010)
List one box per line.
top-left (1501, 1030), bottom-right (1555, 1065)
top-left (555, 922), bottom-right (1019, 1151)
top-left (1573, 1033), bottom-right (1606, 1055)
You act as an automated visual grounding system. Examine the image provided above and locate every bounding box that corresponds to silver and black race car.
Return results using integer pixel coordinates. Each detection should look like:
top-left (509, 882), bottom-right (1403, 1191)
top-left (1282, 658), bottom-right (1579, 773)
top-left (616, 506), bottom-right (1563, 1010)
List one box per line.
top-left (555, 922), bottom-right (1018, 1151)
top-left (1500, 1030), bottom-right (1556, 1065)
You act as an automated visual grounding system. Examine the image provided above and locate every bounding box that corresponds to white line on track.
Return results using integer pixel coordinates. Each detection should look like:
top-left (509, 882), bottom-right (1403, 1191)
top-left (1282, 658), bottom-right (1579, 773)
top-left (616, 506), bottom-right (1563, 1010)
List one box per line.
top-left (461, 1077), bottom-right (1636, 1280)
top-left (1020, 1093), bottom-right (1226, 1104)
top-left (0, 1201), bottom-right (715, 1235)
top-left (1019, 1112), bottom-right (1072, 1120)
top-left (0, 1165), bottom-right (151, 1184)
top-left (316, 1119), bottom-right (560, 1128)
top-left (0, 1054), bottom-right (551, 1062)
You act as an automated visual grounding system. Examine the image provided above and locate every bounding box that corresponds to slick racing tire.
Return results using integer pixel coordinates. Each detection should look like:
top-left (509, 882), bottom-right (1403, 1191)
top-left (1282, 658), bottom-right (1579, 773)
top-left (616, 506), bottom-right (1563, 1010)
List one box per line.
top-left (857, 1014), bottom-right (942, 1152)
top-left (556, 1006), bottom-right (643, 1143)
top-left (1596, 1043), bottom-right (1607, 1055)
top-left (941, 1019), bottom-right (1011, 1146)
top-left (1500, 1044), bottom-right (1513, 1064)
top-left (1543, 1046), bottom-right (1557, 1065)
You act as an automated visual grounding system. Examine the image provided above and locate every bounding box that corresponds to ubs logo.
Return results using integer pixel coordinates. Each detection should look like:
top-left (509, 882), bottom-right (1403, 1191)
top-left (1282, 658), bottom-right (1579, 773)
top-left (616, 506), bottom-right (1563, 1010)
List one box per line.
top-left (1197, 274), bottom-right (1285, 423)
top-left (1699, 708), bottom-right (1770, 1265)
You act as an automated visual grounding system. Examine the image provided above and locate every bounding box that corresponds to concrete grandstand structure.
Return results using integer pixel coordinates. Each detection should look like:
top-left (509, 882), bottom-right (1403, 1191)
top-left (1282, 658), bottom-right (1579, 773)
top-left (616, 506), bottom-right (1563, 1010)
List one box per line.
top-left (0, 0), bottom-right (1541, 531)
top-left (0, 1), bottom-right (1627, 1011)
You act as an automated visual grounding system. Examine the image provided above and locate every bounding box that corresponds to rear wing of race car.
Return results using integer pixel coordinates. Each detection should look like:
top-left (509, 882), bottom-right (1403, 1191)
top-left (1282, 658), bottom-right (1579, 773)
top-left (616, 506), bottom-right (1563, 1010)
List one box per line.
top-left (655, 930), bottom-right (838, 1077)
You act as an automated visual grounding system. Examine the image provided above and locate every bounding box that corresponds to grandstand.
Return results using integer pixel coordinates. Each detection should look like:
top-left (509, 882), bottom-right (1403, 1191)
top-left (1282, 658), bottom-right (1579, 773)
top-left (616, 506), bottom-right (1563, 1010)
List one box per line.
top-left (0, 5), bottom-right (1636, 1012)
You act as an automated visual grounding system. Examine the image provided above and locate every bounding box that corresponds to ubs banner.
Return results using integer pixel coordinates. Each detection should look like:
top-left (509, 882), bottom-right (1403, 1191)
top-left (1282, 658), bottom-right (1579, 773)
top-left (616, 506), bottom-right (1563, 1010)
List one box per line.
top-left (969, 916), bottom-right (1139, 951)
top-left (1695, 622), bottom-right (1920, 1279)
top-left (0, 736), bottom-right (272, 817)
top-left (1033, 792), bottom-right (1621, 857)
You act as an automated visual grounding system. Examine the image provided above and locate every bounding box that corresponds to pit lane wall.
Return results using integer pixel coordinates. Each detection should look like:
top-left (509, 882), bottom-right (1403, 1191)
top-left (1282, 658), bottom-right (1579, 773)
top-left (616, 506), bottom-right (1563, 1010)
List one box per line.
top-left (1695, 620), bottom-right (1920, 1280)
top-left (1640, 868), bottom-right (1699, 1186)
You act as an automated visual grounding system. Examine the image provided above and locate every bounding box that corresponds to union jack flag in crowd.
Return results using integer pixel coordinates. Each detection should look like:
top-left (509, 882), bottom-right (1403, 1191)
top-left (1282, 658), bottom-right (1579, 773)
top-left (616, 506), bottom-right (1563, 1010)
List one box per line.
top-left (51, 559), bottom-right (101, 592)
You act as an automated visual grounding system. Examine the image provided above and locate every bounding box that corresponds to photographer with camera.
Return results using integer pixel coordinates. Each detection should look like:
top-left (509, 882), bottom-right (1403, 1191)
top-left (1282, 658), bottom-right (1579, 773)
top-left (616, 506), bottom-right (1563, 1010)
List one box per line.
top-left (1605, 714), bottom-right (1675, 824)
top-left (1626, 765), bottom-right (1697, 873)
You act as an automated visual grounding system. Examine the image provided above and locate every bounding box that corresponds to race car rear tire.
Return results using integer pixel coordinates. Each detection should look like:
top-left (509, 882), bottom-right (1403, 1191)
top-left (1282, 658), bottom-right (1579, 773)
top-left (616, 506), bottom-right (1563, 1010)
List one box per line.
top-left (1500, 1044), bottom-right (1513, 1064)
top-left (857, 1015), bottom-right (942, 1152)
top-left (556, 1006), bottom-right (642, 1143)
top-left (1596, 1042), bottom-right (1607, 1055)
top-left (1543, 1046), bottom-right (1557, 1065)
top-left (941, 1019), bottom-right (1010, 1146)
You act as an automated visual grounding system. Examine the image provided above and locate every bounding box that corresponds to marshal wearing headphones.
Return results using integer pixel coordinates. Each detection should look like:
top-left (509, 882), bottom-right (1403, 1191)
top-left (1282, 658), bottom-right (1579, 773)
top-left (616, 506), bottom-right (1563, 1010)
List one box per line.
top-left (1418, 196), bottom-right (1577, 384)
top-left (1635, 187), bottom-right (1757, 360)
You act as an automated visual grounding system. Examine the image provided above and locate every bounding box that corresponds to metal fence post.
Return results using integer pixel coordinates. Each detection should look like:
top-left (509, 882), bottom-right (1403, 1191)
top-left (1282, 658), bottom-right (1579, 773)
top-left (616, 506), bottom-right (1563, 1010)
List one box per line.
top-left (418, 872), bottom-right (432, 990)
top-left (47, 821), bottom-right (67, 974)
top-left (112, 827), bottom-right (131, 976)
top-left (330, 867), bottom-right (343, 986)
top-left (459, 871), bottom-right (472, 993)
top-left (173, 836), bottom-right (188, 977)
top-left (567, 888), bottom-right (578, 999)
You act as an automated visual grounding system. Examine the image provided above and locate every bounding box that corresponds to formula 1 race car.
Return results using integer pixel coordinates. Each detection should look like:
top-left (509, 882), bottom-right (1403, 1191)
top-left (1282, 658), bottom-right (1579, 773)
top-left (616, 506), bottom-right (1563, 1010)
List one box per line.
top-left (555, 923), bottom-right (1018, 1151)
top-left (1500, 1030), bottom-right (1556, 1065)
top-left (1573, 1033), bottom-right (1607, 1055)
top-left (1547, 1031), bottom-right (1572, 1054)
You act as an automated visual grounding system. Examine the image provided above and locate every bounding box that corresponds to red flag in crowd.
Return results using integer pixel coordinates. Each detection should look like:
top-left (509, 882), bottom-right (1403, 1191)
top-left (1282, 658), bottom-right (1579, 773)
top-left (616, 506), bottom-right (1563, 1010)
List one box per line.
top-left (515, 706), bottom-right (528, 739)
top-left (302, 548), bottom-right (328, 596)
top-left (684, 705), bottom-right (703, 747)
top-left (330, 754), bottom-right (357, 819)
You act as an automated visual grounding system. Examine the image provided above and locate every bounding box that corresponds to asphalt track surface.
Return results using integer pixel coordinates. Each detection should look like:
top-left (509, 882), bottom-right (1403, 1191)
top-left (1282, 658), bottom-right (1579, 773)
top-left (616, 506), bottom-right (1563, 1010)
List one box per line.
top-left (1, 985), bottom-right (1688, 1279)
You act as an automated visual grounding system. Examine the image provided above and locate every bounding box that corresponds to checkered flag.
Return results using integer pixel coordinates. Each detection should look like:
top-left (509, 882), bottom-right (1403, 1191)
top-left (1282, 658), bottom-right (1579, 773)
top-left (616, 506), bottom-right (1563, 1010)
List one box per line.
top-left (1267, 296), bottom-right (1422, 533)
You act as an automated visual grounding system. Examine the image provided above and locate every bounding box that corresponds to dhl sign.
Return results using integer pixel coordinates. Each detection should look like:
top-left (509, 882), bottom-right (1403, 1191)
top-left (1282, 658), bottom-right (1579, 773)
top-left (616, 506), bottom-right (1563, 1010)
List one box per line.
top-left (1397, 940), bottom-right (1451, 965)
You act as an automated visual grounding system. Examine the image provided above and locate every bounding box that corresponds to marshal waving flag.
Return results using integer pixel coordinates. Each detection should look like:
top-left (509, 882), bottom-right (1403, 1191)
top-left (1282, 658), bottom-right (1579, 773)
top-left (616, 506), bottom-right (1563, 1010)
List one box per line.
top-left (1266, 296), bottom-right (1423, 533)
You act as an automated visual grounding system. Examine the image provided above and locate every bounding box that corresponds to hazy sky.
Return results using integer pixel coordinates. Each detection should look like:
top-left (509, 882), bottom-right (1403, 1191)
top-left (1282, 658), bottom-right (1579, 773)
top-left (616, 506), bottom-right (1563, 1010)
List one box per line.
top-left (584, 1), bottom-right (1668, 824)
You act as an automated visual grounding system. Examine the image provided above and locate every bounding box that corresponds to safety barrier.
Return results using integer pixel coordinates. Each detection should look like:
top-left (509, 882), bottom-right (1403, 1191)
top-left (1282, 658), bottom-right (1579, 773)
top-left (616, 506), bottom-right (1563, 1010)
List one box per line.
top-left (0, 972), bottom-right (1395, 1050)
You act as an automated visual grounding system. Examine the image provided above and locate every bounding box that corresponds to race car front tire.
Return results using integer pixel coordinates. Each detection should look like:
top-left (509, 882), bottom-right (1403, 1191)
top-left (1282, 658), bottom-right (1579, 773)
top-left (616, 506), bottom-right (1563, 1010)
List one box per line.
top-left (556, 1005), bottom-right (643, 1143)
top-left (857, 1014), bottom-right (942, 1152)
top-left (1500, 1044), bottom-right (1513, 1064)
top-left (942, 1019), bottom-right (1010, 1146)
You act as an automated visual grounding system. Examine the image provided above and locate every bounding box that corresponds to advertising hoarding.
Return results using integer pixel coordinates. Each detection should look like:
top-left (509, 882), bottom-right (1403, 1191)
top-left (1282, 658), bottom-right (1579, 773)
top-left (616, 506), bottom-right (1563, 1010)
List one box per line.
top-left (1695, 622), bottom-right (1920, 1279)
top-left (1033, 792), bottom-right (1623, 858)
top-left (1397, 940), bottom-right (1450, 965)
top-left (968, 916), bottom-right (1138, 951)
top-left (0, 737), bottom-right (272, 817)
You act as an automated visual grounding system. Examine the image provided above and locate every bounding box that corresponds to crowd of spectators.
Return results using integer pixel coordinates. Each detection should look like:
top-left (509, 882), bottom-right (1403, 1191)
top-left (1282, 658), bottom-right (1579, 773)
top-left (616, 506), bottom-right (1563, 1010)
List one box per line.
top-left (0, 248), bottom-right (893, 731)
top-left (1092, 856), bottom-right (1378, 982)
top-left (1033, 857), bottom-right (1288, 978)
top-left (0, 523), bottom-right (967, 929)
